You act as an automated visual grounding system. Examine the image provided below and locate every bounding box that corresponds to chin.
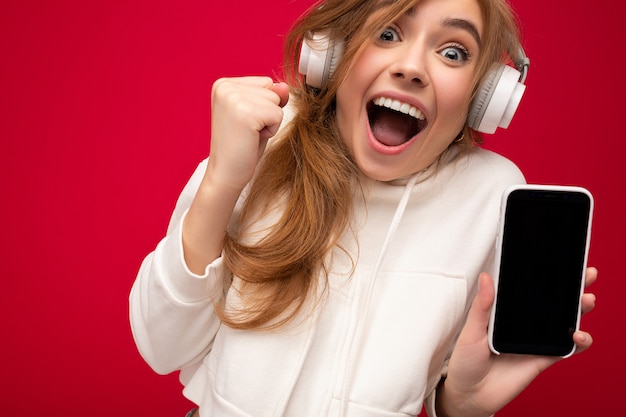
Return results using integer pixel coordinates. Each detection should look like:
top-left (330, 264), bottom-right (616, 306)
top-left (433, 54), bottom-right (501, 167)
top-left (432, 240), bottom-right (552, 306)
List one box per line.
top-left (356, 161), bottom-right (405, 182)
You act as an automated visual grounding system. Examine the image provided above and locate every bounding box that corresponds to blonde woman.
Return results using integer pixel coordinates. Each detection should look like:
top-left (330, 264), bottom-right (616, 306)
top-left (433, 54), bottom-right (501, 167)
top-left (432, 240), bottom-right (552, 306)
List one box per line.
top-left (130, 0), bottom-right (597, 416)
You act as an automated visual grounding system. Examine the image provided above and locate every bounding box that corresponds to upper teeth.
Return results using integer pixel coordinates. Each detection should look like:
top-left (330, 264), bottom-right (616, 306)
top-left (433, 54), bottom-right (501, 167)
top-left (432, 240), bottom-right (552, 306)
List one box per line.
top-left (373, 97), bottom-right (425, 120)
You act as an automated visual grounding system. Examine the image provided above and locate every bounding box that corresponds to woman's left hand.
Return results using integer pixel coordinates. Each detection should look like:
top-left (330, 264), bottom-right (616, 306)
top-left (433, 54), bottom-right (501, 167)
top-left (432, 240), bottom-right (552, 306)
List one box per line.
top-left (436, 267), bottom-right (598, 417)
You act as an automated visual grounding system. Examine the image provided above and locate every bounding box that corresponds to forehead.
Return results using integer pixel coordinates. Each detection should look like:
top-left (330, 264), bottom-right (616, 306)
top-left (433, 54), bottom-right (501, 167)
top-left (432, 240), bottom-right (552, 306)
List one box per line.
top-left (394, 0), bottom-right (483, 37)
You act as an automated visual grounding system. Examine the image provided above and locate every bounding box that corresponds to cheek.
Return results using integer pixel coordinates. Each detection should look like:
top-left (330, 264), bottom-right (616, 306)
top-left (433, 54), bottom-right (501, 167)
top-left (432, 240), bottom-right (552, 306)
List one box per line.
top-left (436, 75), bottom-right (474, 122)
top-left (335, 58), bottom-right (375, 151)
top-left (340, 47), bottom-right (379, 94)
top-left (335, 93), bottom-right (355, 153)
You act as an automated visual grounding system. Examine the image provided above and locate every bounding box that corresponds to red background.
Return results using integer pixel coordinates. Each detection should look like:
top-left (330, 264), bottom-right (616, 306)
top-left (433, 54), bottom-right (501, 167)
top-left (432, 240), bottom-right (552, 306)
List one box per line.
top-left (1, 1), bottom-right (623, 415)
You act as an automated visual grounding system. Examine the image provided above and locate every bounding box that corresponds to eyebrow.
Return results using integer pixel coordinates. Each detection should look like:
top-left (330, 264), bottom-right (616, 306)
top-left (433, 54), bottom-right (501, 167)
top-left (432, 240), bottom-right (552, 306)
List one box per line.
top-left (378, 3), bottom-right (482, 48)
top-left (442, 18), bottom-right (482, 47)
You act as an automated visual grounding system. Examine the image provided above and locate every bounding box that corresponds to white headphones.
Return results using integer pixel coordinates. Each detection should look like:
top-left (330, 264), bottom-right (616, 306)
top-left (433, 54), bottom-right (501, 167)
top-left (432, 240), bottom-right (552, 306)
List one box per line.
top-left (298, 33), bottom-right (530, 134)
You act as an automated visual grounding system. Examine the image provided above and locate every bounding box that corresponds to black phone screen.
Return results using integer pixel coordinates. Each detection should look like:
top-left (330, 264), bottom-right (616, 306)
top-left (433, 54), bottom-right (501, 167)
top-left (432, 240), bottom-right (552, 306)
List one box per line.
top-left (492, 188), bottom-right (591, 356)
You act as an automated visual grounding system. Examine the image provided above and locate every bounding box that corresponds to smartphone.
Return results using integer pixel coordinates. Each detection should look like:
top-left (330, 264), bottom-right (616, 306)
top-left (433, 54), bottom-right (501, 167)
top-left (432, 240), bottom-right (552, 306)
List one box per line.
top-left (488, 184), bottom-right (593, 357)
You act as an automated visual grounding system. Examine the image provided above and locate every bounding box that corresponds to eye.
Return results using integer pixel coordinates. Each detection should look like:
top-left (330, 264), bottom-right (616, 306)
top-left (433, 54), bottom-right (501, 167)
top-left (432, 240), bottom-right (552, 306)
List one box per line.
top-left (440, 44), bottom-right (470, 63)
top-left (379, 26), bottom-right (400, 43)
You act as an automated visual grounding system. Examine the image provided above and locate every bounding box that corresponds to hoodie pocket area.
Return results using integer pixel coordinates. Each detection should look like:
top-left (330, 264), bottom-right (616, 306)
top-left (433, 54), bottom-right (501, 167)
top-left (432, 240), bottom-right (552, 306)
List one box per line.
top-left (346, 270), bottom-right (468, 414)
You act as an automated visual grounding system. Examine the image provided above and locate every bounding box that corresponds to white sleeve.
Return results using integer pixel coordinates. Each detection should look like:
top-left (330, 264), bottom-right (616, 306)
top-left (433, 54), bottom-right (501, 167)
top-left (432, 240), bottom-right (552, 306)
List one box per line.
top-left (129, 159), bottom-right (227, 375)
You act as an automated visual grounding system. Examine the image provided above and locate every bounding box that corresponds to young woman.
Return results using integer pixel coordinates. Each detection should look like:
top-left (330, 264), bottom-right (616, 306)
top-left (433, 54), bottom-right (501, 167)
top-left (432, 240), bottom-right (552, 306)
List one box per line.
top-left (130, 0), bottom-right (597, 416)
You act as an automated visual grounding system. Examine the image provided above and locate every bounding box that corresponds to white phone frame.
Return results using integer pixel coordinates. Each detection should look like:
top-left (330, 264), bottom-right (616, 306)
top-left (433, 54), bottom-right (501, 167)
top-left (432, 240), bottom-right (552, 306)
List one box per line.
top-left (488, 184), bottom-right (593, 358)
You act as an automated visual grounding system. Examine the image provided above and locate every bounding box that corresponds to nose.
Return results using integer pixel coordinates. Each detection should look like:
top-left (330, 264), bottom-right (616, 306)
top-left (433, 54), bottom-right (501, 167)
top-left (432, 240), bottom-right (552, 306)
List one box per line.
top-left (390, 44), bottom-right (429, 86)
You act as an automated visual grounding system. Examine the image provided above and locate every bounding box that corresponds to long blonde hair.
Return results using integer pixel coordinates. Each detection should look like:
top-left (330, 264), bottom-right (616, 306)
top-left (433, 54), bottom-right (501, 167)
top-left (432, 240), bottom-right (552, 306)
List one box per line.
top-left (220, 0), bottom-right (522, 329)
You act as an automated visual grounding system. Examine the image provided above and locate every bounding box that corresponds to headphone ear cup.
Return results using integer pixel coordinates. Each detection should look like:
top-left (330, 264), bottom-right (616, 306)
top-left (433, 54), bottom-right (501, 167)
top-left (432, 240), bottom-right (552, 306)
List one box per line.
top-left (468, 65), bottom-right (526, 134)
top-left (298, 33), bottom-right (344, 89)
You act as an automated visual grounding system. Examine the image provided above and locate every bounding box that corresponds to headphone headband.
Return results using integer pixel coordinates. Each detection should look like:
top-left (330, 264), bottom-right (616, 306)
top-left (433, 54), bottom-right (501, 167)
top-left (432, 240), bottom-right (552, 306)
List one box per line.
top-left (513, 46), bottom-right (530, 83)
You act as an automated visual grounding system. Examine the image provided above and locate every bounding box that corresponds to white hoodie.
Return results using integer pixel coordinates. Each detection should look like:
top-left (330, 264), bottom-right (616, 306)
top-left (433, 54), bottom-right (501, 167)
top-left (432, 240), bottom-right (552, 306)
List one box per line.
top-left (130, 146), bottom-right (525, 417)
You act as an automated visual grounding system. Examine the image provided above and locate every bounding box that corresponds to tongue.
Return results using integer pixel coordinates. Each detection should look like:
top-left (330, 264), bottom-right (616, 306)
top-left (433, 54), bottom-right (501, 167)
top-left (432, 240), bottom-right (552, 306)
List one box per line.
top-left (371, 110), bottom-right (413, 146)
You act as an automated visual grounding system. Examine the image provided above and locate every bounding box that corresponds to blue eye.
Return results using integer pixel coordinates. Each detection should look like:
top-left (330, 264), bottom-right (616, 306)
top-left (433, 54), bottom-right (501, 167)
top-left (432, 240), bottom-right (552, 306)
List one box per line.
top-left (440, 44), bottom-right (470, 62)
top-left (379, 26), bottom-right (400, 42)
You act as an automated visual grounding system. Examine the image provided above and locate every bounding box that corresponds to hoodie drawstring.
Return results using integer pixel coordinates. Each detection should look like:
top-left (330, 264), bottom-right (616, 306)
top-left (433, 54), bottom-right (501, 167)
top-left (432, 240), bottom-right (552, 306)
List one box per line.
top-left (339, 172), bottom-right (420, 416)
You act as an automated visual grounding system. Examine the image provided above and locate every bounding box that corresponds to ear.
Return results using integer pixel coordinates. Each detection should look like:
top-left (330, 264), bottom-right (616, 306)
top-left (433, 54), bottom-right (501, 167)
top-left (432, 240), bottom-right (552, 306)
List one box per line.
top-left (468, 65), bottom-right (526, 134)
top-left (298, 32), bottom-right (344, 89)
top-left (468, 48), bottom-right (530, 134)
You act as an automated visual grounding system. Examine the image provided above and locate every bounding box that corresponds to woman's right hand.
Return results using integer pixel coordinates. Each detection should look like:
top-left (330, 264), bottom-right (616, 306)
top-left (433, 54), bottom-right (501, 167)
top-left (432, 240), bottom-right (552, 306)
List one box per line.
top-left (206, 76), bottom-right (290, 193)
top-left (182, 77), bottom-right (289, 274)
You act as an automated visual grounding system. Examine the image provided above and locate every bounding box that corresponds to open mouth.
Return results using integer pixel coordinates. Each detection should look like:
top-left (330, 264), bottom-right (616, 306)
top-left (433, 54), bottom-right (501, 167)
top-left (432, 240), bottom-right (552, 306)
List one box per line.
top-left (367, 97), bottom-right (427, 147)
